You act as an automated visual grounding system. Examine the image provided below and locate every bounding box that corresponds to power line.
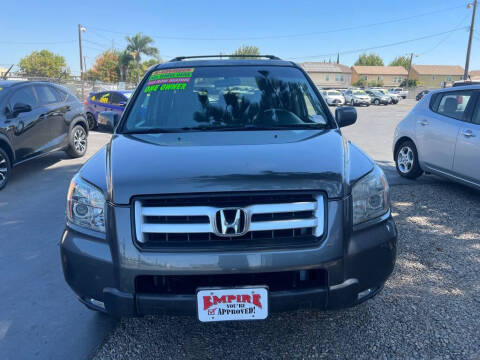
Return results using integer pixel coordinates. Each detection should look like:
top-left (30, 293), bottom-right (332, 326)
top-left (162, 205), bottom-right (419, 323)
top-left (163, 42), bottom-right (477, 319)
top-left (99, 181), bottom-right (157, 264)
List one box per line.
top-left (83, 39), bottom-right (111, 48)
top-left (0, 40), bottom-right (75, 45)
top-left (288, 26), bottom-right (468, 60)
top-left (85, 4), bottom-right (465, 41)
top-left (419, 14), bottom-right (470, 55)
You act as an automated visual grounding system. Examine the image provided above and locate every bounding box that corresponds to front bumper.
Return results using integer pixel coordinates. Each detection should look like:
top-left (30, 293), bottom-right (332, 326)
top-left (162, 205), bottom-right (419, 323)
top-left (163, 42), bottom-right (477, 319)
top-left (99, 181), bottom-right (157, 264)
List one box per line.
top-left (354, 99), bottom-right (370, 105)
top-left (60, 202), bottom-right (397, 317)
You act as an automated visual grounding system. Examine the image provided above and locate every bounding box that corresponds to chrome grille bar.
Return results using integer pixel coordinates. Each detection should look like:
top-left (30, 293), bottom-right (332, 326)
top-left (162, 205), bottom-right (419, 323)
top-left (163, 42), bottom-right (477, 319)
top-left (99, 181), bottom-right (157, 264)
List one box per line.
top-left (134, 196), bottom-right (325, 243)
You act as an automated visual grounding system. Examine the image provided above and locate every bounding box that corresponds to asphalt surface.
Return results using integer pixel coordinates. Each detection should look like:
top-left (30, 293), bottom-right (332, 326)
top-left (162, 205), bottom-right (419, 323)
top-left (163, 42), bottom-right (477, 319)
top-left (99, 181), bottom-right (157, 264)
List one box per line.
top-left (1, 100), bottom-right (477, 359)
top-left (0, 133), bottom-right (116, 360)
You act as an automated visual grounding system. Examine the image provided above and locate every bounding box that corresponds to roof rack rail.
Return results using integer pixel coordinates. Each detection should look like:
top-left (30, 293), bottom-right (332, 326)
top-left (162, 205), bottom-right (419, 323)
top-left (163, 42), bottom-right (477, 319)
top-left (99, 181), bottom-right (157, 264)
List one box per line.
top-left (169, 54), bottom-right (281, 62)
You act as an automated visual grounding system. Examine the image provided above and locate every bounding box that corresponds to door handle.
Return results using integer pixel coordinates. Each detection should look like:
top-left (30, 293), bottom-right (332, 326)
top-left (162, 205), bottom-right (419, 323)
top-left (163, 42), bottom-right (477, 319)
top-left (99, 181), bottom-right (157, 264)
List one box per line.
top-left (419, 120), bottom-right (429, 126)
top-left (462, 130), bottom-right (475, 138)
top-left (39, 114), bottom-right (46, 119)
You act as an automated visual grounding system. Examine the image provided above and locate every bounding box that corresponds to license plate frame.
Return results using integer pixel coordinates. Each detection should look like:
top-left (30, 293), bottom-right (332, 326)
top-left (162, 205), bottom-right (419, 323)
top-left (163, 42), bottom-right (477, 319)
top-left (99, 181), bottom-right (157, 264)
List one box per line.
top-left (196, 287), bottom-right (268, 322)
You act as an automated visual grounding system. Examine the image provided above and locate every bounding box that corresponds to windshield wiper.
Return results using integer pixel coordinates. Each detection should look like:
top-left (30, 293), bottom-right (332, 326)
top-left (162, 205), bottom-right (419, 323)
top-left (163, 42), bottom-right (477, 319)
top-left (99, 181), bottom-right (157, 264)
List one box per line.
top-left (121, 128), bottom-right (179, 134)
top-left (180, 124), bottom-right (326, 132)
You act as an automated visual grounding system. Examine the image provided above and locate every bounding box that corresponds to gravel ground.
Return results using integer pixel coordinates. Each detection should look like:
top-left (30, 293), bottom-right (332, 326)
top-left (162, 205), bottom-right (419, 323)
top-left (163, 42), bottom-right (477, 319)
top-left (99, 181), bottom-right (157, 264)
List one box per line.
top-left (93, 183), bottom-right (480, 360)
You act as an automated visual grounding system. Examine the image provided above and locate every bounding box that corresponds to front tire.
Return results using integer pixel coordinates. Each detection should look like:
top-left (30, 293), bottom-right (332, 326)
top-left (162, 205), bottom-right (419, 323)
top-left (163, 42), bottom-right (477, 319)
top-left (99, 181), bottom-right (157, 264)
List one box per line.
top-left (395, 140), bottom-right (423, 179)
top-left (374, 99), bottom-right (380, 105)
top-left (350, 99), bottom-right (355, 106)
top-left (66, 125), bottom-right (88, 158)
top-left (0, 148), bottom-right (11, 190)
top-left (86, 113), bottom-right (97, 130)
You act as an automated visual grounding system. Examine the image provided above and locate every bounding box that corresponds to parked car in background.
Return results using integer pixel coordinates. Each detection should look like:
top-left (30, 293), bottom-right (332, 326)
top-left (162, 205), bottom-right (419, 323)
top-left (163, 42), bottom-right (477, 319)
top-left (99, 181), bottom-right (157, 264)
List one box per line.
top-left (323, 89), bottom-right (345, 106)
top-left (60, 56), bottom-right (397, 320)
top-left (386, 90), bottom-right (400, 104)
top-left (344, 89), bottom-right (371, 106)
top-left (370, 88), bottom-right (397, 104)
top-left (365, 90), bottom-right (389, 105)
top-left (84, 90), bottom-right (132, 130)
top-left (416, 89), bottom-right (430, 101)
top-left (0, 80), bottom-right (88, 190)
top-left (393, 85), bottom-right (480, 189)
top-left (390, 87), bottom-right (408, 99)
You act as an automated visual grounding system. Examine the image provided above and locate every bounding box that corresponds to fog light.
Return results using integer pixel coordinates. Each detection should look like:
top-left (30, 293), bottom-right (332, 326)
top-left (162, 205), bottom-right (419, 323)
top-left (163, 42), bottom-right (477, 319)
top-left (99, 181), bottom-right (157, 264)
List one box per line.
top-left (357, 288), bottom-right (373, 300)
top-left (88, 298), bottom-right (105, 310)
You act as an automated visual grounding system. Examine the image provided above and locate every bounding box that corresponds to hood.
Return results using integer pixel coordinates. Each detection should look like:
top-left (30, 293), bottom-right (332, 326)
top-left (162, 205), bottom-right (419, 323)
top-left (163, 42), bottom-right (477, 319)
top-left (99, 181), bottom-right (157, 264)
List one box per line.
top-left (79, 130), bottom-right (374, 205)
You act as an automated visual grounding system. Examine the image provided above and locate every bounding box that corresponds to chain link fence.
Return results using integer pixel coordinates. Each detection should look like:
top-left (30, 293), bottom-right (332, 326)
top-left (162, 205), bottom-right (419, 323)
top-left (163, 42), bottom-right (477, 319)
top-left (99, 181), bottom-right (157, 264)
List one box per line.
top-left (4, 74), bottom-right (137, 101)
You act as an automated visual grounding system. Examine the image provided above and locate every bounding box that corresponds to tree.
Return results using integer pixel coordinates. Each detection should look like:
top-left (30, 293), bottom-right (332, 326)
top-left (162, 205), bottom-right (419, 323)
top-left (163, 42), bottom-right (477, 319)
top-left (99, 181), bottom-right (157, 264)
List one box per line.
top-left (19, 50), bottom-right (68, 78)
top-left (126, 33), bottom-right (159, 83)
top-left (400, 78), bottom-right (418, 87)
top-left (389, 56), bottom-right (411, 70)
top-left (231, 45), bottom-right (260, 58)
top-left (352, 79), bottom-right (367, 87)
top-left (143, 58), bottom-right (161, 69)
top-left (354, 53), bottom-right (384, 66)
top-left (118, 50), bottom-right (134, 82)
top-left (86, 51), bottom-right (120, 82)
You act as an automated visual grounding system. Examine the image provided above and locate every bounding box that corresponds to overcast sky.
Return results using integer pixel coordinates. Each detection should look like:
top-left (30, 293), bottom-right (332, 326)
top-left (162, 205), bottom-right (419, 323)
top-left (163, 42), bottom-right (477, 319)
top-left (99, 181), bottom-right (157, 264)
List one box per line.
top-left (0, 0), bottom-right (478, 74)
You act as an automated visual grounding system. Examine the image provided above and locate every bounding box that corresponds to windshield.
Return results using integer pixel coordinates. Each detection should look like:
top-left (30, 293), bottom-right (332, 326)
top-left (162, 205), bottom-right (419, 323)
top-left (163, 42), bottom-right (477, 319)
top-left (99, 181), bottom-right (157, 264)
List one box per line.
top-left (353, 90), bottom-right (366, 95)
top-left (327, 91), bottom-right (341, 95)
top-left (120, 66), bottom-right (329, 133)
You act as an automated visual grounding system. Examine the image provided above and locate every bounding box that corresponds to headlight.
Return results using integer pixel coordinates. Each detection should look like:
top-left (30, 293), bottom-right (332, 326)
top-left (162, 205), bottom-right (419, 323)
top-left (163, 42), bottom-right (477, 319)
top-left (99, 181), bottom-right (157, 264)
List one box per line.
top-left (352, 166), bottom-right (390, 225)
top-left (66, 174), bottom-right (106, 232)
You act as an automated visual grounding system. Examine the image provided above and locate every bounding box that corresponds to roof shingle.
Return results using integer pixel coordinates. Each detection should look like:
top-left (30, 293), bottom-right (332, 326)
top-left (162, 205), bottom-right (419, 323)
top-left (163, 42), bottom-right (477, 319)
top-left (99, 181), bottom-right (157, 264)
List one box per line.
top-left (301, 62), bottom-right (352, 74)
top-left (412, 65), bottom-right (464, 75)
top-left (351, 66), bottom-right (407, 75)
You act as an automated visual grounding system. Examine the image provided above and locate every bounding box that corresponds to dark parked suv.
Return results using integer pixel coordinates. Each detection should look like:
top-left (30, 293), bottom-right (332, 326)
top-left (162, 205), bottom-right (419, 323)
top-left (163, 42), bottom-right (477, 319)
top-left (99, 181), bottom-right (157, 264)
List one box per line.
top-left (60, 56), bottom-right (397, 322)
top-left (0, 81), bottom-right (88, 190)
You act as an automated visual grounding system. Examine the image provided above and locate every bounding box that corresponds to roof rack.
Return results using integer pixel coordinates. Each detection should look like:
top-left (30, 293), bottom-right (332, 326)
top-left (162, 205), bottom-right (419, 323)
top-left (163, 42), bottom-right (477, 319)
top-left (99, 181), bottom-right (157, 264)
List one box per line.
top-left (169, 54), bottom-right (281, 62)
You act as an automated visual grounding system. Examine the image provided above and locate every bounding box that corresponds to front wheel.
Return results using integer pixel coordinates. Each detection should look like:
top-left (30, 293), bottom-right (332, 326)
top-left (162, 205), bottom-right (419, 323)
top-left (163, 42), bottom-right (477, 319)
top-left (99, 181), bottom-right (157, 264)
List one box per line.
top-left (66, 125), bottom-right (88, 158)
top-left (395, 140), bottom-right (423, 179)
top-left (350, 99), bottom-right (355, 106)
top-left (0, 148), bottom-right (12, 190)
top-left (374, 99), bottom-right (380, 105)
top-left (86, 113), bottom-right (97, 130)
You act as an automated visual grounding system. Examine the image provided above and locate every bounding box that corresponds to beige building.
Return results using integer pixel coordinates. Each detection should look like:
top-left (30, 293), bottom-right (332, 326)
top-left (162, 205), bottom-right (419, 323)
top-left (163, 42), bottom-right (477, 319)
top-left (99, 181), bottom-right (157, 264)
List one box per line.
top-left (469, 70), bottom-right (480, 81)
top-left (410, 65), bottom-right (464, 88)
top-left (301, 62), bottom-right (352, 88)
top-left (351, 66), bottom-right (407, 87)
top-left (0, 67), bottom-right (7, 78)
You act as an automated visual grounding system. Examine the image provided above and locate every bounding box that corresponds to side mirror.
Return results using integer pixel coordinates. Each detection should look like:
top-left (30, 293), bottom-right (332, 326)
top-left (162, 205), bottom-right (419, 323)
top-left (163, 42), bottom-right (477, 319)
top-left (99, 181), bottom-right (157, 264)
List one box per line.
top-left (13, 103), bottom-right (32, 116)
top-left (97, 111), bottom-right (119, 132)
top-left (335, 106), bottom-right (357, 128)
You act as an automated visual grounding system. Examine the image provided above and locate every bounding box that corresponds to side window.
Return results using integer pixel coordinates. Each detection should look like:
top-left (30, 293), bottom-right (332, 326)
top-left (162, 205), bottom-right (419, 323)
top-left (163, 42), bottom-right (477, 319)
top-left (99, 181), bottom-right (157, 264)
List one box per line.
top-left (35, 85), bottom-right (58, 105)
top-left (432, 91), bottom-right (473, 121)
top-left (8, 86), bottom-right (37, 109)
top-left (99, 93), bottom-right (110, 104)
top-left (472, 98), bottom-right (480, 125)
top-left (109, 93), bottom-right (125, 105)
top-left (53, 87), bottom-right (68, 102)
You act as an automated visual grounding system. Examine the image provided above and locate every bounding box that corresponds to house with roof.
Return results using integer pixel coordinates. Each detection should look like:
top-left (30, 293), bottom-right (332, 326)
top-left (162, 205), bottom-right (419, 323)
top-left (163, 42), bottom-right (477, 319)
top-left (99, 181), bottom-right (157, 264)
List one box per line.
top-left (351, 66), bottom-right (407, 87)
top-left (300, 62), bottom-right (352, 88)
top-left (410, 65), bottom-right (464, 88)
top-left (469, 70), bottom-right (480, 81)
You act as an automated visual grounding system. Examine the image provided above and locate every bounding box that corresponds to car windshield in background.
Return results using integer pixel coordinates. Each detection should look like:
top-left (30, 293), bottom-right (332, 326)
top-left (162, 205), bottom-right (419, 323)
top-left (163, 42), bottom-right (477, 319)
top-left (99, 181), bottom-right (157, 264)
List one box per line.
top-left (120, 66), bottom-right (329, 133)
top-left (353, 90), bottom-right (367, 95)
top-left (327, 91), bottom-right (341, 95)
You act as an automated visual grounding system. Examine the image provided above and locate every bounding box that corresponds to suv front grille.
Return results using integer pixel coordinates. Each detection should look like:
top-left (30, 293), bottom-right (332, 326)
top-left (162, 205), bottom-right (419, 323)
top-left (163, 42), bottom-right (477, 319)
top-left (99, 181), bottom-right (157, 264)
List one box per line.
top-left (133, 192), bottom-right (325, 251)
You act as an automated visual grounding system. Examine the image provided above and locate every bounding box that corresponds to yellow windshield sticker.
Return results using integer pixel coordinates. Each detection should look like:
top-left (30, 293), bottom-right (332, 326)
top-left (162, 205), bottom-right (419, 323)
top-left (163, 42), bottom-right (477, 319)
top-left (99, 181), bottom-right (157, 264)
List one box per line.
top-left (145, 68), bottom-right (194, 92)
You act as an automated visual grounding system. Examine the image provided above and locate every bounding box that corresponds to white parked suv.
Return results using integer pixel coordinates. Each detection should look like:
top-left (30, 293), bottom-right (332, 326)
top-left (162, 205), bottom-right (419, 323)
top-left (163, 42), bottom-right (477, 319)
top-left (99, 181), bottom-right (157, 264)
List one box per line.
top-left (344, 89), bottom-right (371, 106)
top-left (393, 85), bottom-right (480, 189)
top-left (323, 90), bottom-right (345, 106)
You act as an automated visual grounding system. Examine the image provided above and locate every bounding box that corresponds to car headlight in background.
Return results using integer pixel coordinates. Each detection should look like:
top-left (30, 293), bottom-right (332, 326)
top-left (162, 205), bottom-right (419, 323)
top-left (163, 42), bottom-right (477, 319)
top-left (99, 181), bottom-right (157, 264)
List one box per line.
top-left (66, 174), bottom-right (106, 232)
top-left (352, 166), bottom-right (390, 225)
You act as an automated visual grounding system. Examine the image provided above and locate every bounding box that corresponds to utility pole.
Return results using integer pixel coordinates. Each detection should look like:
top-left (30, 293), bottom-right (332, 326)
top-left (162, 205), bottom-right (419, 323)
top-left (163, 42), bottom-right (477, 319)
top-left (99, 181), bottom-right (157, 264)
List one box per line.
top-left (464, 0), bottom-right (477, 80)
top-left (406, 52), bottom-right (414, 88)
top-left (78, 24), bottom-right (86, 99)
